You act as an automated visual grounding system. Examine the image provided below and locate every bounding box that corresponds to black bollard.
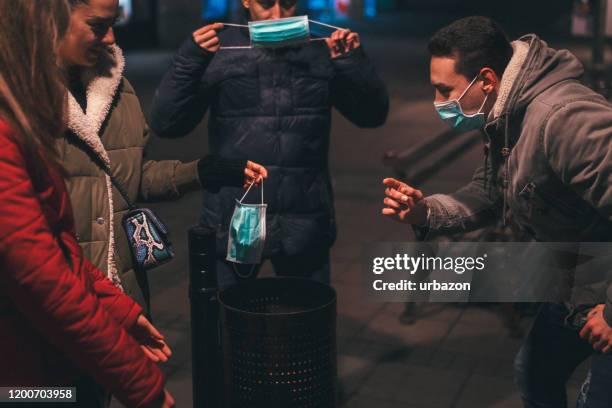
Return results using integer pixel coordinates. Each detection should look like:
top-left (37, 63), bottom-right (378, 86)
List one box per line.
top-left (188, 226), bottom-right (220, 408)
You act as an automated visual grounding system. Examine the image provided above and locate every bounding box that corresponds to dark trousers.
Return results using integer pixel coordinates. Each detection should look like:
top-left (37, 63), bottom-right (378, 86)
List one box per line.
top-left (514, 303), bottom-right (612, 408)
top-left (216, 244), bottom-right (330, 289)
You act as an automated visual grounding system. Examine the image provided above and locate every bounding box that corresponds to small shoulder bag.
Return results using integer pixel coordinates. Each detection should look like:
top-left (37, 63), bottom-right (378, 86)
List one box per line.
top-left (103, 169), bottom-right (175, 270)
top-left (64, 131), bottom-right (174, 270)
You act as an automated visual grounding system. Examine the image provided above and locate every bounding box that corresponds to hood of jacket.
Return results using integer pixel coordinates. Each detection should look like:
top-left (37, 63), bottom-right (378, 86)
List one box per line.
top-left (489, 34), bottom-right (585, 143)
top-left (482, 35), bottom-right (585, 223)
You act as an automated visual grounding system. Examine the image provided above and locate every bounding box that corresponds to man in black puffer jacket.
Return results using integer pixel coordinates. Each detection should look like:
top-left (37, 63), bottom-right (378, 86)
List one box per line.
top-left (150, 0), bottom-right (388, 287)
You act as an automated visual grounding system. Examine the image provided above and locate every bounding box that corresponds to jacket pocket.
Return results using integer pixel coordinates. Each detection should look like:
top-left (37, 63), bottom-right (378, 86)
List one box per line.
top-left (291, 68), bottom-right (331, 110)
top-left (519, 182), bottom-right (588, 221)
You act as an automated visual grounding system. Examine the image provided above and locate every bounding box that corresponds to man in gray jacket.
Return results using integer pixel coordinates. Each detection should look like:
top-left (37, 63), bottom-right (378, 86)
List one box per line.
top-left (382, 16), bottom-right (612, 407)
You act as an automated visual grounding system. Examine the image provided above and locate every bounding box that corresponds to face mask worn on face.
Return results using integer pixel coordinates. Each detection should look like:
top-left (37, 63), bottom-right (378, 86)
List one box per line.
top-left (226, 181), bottom-right (267, 265)
top-left (221, 16), bottom-right (343, 49)
top-left (434, 75), bottom-right (489, 132)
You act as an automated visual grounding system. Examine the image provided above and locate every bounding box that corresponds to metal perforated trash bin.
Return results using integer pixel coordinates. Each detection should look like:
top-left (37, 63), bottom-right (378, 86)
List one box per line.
top-left (218, 277), bottom-right (337, 408)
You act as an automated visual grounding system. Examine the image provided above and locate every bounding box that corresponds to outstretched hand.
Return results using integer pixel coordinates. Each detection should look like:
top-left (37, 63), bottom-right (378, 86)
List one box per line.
top-left (381, 178), bottom-right (428, 225)
top-left (131, 315), bottom-right (172, 363)
top-left (580, 304), bottom-right (612, 353)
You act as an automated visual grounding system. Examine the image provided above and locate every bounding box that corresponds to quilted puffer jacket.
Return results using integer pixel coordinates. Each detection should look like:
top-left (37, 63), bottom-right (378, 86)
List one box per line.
top-left (0, 118), bottom-right (165, 407)
top-left (150, 27), bottom-right (389, 257)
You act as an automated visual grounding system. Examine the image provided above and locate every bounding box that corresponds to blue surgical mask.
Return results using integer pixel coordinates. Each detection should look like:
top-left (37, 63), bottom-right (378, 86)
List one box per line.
top-left (220, 17), bottom-right (343, 50)
top-left (434, 75), bottom-right (489, 132)
top-left (226, 181), bottom-right (267, 264)
top-left (249, 15), bottom-right (310, 47)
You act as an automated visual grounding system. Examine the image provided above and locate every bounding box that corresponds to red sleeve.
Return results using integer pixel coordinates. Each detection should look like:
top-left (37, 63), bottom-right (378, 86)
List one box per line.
top-left (83, 256), bottom-right (143, 330)
top-left (0, 131), bottom-right (164, 408)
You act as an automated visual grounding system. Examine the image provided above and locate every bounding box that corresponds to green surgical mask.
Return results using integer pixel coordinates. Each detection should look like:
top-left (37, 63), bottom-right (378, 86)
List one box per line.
top-left (226, 181), bottom-right (267, 265)
top-left (221, 17), bottom-right (343, 49)
top-left (249, 15), bottom-right (310, 47)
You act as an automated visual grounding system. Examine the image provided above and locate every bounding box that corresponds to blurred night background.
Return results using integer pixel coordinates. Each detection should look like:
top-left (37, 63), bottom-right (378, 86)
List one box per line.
top-left (111, 1), bottom-right (612, 407)
top-left (116, 0), bottom-right (588, 48)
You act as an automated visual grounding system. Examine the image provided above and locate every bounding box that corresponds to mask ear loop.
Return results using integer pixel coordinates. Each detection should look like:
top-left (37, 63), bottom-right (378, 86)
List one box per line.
top-left (260, 179), bottom-right (264, 204)
top-left (459, 88), bottom-right (489, 117)
top-left (308, 19), bottom-right (345, 31)
top-left (238, 179), bottom-right (256, 203)
top-left (219, 23), bottom-right (253, 50)
top-left (308, 20), bottom-right (346, 42)
top-left (456, 75), bottom-right (489, 117)
top-left (232, 180), bottom-right (264, 277)
top-left (220, 45), bottom-right (253, 49)
top-left (457, 75), bottom-right (480, 101)
top-left (473, 93), bottom-right (489, 115)
top-left (231, 260), bottom-right (259, 279)
top-left (237, 179), bottom-right (264, 203)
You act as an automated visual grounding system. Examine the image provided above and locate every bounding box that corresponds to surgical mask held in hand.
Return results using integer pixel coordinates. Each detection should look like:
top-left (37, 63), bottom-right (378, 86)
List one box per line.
top-left (226, 181), bottom-right (267, 264)
top-left (221, 16), bottom-right (343, 49)
top-left (249, 15), bottom-right (310, 47)
top-left (434, 75), bottom-right (489, 132)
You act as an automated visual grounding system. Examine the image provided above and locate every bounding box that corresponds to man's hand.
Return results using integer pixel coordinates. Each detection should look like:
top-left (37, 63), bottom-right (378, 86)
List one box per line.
top-left (580, 304), bottom-right (612, 353)
top-left (381, 178), bottom-right (427, 225)
top-left (131, 315), bottom-right (172, 363)
top-left (325, 29), bottom-right (360, 59)
top-left (193, 23), bottom-right (224, 53)
top-left (244, 161), bottom-right (268, 188)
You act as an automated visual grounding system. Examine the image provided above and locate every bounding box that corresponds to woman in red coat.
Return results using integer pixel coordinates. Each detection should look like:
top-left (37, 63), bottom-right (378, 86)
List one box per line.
top-left (0, 1), bottom-right (173, 406)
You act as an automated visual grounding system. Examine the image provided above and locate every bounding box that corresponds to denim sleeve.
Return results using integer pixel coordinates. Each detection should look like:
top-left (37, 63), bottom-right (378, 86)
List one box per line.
top-left (149, 36), bottom-right (215, 138)
top-left (414, 162), bottom-right (502, 240)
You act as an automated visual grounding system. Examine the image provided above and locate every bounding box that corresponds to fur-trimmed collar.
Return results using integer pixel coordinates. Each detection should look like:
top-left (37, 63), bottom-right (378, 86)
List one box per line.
top-left (65, 44), bottom-right (125, 164)
top-left (64, 44), bottom-right (125, 289)
top-left (492, 40), bottom-right (530, 119)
